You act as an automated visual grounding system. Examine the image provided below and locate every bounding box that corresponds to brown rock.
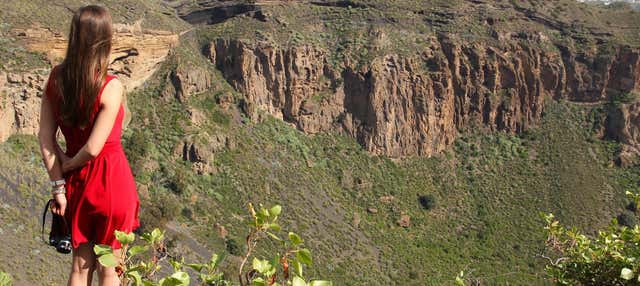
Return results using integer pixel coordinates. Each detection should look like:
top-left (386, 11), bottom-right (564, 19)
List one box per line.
top-left (217, 92), bottom-right (235, 108)
top-left (180, 132), bottom-right (233, 175)
top-left (605, 100), bottom-right (640, 165)
top-left (6, 73), bottom-right (22, 84)
top-left (14, 25), bottom-right (178, 90)
top-left (168, 65), bottom-right (212, 103)
top-left (352, 213), bottom-right (361, 228)
top-left (397, 213), bottom-right (411, 228)
top-left (379, 195), bottom-right (395, 204)
top-left (367, 208), bottom-right (378, 214)
top-left (187, 107), bottom-right (206, 127)
top-left (214, 223), bottom-right (228, 239)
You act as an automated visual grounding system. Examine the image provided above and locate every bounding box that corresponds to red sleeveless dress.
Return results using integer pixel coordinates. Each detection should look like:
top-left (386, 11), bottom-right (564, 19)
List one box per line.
top-left (45, 67), bottom-right (140, 250)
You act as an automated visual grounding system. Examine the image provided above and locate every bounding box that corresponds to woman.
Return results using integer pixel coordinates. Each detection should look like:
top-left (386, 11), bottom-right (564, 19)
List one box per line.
top-left (38, 5), bottom-right (140, 286)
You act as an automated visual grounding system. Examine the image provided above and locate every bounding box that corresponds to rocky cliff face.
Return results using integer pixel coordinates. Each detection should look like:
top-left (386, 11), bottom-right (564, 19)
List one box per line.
top-left (207, 34), bottom-right (640, 157)
top-left (606, 100), bottom-right (640, 166)
top-left (0, 24), bottom-right (178, 142)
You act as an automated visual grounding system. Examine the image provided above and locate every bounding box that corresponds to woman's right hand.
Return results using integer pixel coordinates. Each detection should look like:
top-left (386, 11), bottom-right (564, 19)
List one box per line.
top-left (52, 193), bottom-right (67, 216)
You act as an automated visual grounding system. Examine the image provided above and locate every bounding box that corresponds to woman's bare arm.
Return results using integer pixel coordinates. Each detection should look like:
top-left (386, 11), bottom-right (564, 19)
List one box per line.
top-left (39, 86), bottom-right (65, 180)
top-left (38, 80), bottom-right (67, 215)
top-left (62, 78), bottom-right (123, 172)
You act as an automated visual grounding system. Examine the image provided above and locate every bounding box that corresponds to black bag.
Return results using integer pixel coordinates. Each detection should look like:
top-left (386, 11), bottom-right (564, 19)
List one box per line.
top-left (41, 199), bottom-right (72, 254)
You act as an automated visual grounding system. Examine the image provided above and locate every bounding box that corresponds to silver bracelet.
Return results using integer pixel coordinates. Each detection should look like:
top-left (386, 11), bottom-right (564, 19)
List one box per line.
top-left (51, 186), bottom-right (66, 195)
top-left (50, 179), bottom-right (66, 187)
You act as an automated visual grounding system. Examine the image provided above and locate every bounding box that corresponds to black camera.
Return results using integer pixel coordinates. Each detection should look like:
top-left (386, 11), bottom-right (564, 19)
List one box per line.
top-left (49, 232), bottom-right (72, 254)
top-left (42, 199), bottom-right (72, 254)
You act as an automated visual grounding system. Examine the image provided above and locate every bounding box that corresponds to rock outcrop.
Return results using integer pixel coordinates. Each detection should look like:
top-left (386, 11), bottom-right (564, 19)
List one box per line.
top-left (15, 23), bottom-right (179, 90)
top-left (162, 65), bottom-right (213, 103)
top-left (0, 70), bottom-right (47, 142)
top-left (0, 24), bottom-right (178, 142)
top-left (207, 35), bottom-right (640, 157)
top-left (178, 132), bottom-right (235, 175)
top-left (606, 99), bottom-right (640, 166)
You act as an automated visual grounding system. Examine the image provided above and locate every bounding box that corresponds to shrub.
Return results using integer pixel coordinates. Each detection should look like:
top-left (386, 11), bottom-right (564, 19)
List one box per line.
top-left (418, 194), bottom-right (436, 210)
top-left (226, 238), bottom-right (241, 256)
top-left (617, 212), bottom-right (638, 228)
top-left (542, 191), bottom-right (640, 285)
top-left (610, 92), bottom-right (639, 108)
top-left (94, 204), bottom-right (332, 286)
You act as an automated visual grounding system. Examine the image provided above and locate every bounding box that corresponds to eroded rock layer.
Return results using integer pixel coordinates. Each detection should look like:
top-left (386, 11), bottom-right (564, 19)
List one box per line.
top-left (208, 36), bottom-right (640, 157)
top-left (0, 25), bottom-right (178, 142)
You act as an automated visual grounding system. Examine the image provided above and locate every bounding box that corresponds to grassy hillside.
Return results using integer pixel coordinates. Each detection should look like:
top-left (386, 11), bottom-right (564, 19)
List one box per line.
top-left (1, 1), bottom-right (640, 285)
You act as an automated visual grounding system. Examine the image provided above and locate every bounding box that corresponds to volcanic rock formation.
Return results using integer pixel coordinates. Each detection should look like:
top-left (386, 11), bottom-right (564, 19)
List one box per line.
top-left (207, 33), bottom-right (640, 157)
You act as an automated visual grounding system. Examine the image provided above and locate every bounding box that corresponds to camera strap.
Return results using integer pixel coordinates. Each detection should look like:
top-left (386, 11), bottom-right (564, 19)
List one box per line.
top-left (41, 199), bottom-right (70, 244)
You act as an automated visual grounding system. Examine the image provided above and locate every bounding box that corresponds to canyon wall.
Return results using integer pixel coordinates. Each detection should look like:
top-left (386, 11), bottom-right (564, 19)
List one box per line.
top-left (0, 25), bottom-right (178, 142)
top-left (207, 35), bottom-right (640, 157)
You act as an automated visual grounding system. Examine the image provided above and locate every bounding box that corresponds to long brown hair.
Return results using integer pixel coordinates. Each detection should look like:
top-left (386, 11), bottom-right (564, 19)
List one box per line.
top-left (57, 5), bottom-right (113, 128)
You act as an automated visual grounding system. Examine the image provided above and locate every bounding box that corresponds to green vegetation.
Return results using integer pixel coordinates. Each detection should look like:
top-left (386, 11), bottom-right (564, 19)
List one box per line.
top-left (542, 201), bottom-right (640, 285)
top-left (92, 204), bottom-right (331, 286)
top-left (0, 0), bottom-right (639, 285)
top-left (611, 92), bottom-right (640, 107)
top-left (0, 272), bottom-right (12, 286)
top-left (2, 62), bottom-right (637, 285)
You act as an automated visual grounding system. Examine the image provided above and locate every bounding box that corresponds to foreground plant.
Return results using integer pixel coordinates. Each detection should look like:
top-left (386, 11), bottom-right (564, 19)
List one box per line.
top-left (542, 211), bottom-right (640, 285)
top-left (241, 203), bottom-right (331, 286)
top-left (0, 272), bottom-right (12, 286)
top-left (94, 204), bottom-right (332, 286)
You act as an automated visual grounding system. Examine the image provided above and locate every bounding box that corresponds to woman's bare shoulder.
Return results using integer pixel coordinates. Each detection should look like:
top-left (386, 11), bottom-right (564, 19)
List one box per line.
top-left (100, 77), bottom-right (124, 106)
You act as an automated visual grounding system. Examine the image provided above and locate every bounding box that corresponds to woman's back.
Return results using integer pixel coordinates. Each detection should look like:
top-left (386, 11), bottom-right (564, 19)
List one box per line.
top-left (45, 66), bottom-right (124, 156)
top-left (43, 64), bottom-right (139, 250)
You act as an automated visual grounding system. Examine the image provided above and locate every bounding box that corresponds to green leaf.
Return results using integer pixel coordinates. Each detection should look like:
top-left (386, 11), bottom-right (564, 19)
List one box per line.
top-left (260, 208), bottom-right (270, 218)
top-left (151, 229), bottom-right (164, 243)
top-left (143, 228), bottom-right (165, 244)
top-left (252, 277), bottom-right (267, 286)
top-left (0, 272), bottom-right (13, 286)
top-left (296, 249), bottom-right (313, 266)
top-left (98, 253), bottom-right (118, 267)
top-left (267, 223), bottom-right (281, 231)
top-left (128, 245), bottom-right (149, 257)
top-left (115, 230), bottom-right (135, 245)
top-left (209, 253), bottom-right (225, 269)
top-left (266, 231), bottom-right (282, 241)
top-left (309, 281), bottom-right (332, 286)
top-left (160, 271), bottom-right (190, 286)
top-left (269, 205), bottom-right (282, 217)
top-left (621, 268), bottom-right (634, 280)
top-left (252, 258), bottom-right (273, 275)
top-left (289, 232), bottom-right (303, 245)
top-left (127, 270), bottom-right (143, 286)
top-left (186, 263), bottom-right (204, 272)
top-left (169, 259), bottom-right (183, 272)
top-left (293, 259), bottom-right (303, 277)
top-left (292, 276), bottom-right (307, 286)
top-left (93, 244), bottom-right (113, 256)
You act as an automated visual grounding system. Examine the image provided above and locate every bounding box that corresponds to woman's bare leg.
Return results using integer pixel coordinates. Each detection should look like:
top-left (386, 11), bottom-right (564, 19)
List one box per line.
top-left (97, 248), bottom-right (121, 286)
top-left (68, 243), bottom-right (96, 286)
